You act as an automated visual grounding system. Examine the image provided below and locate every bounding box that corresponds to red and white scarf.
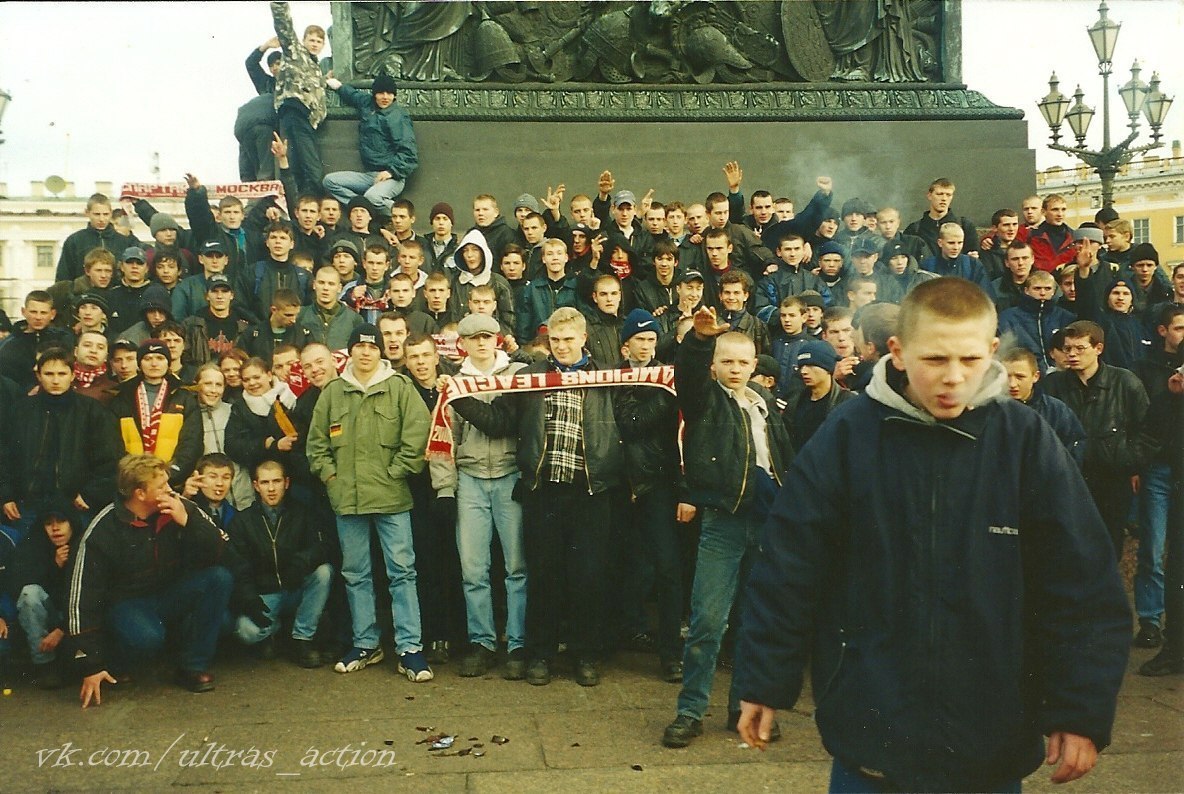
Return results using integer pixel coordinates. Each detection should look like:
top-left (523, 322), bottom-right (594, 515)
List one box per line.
top-left (136, 380), bottom-right (171, 454)
top-left (427, 365), bottom-right (676, 459)
top-left (73, 362), bottom-right (108, 389)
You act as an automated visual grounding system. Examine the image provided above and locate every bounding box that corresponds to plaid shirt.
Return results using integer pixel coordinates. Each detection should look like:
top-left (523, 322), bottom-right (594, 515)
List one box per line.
top-left (542, 388), bottom-right (585, 484)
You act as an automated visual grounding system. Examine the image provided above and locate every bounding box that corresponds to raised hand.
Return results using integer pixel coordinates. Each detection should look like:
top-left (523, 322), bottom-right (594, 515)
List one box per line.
top-left (691, 306), bottom-right (730, 339)
top-left (544, 184), bottom-right (565, 214)
top-left (270, 131), bottom-right (288, 160)
top-left (723, 160), bottom-right (743, 191)
top-left (589, 233), bottom-right (606, 262)
top-left (598, 170), bottom-right (615, 197)
top-left (640, 188), bottom-right (655, 215)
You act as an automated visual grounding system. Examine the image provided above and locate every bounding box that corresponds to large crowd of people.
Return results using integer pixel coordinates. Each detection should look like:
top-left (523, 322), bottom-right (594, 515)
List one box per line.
top-left (0, 3), bottom-right (1180, 790)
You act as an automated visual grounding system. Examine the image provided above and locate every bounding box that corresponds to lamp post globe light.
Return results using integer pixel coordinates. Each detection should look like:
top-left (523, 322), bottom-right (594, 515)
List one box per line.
top-left (1035, 1), bottom-right (1173, 208)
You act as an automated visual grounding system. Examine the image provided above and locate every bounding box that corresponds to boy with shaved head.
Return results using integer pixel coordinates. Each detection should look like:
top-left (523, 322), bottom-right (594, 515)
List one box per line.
top-left (662, 306), bottom-right (791, 749)
top-left (734, 279), bottom-right (1129, 792)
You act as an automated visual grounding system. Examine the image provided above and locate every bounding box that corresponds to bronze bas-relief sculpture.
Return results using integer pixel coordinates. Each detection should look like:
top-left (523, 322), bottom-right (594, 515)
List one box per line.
top-left (349, 1), bottom-right (942, 86)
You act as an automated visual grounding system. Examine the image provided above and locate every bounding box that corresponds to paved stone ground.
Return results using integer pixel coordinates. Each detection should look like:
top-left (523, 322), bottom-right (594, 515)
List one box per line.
top-left (2, 638), bottom-right (1181, 793)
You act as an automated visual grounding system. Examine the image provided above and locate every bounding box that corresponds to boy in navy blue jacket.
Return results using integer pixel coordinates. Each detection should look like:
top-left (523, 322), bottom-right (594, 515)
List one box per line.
top-left (919, 223), bottom-right (994, 295)
top-left (323, 72), bottom-right (418, 215)
top-left (734, 278), bottom-right (1129, 792)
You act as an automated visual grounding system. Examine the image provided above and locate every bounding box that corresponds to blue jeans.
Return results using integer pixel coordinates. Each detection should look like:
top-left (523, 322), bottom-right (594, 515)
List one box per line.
top-left (107, 566), bottom-right (233, 673)
top-left (337, 512), bottom-right (422, 654)
top-left (677, 506), bottom-right (760, 720)
top-left (235, 563), bottom-right (334, 644)
top-left (456, 471), bottom-right (526, 652)
top-left (1136, 464), bottom-right (1173, 622)
top-left (18, 584), bottom-right (61, 665)
top-left (322, 171), bottom-right (406, 214)
top-left (829, 759), bottom-right (1020, 793)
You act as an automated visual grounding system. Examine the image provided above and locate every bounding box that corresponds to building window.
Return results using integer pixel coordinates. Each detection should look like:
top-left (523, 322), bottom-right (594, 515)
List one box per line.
top-left (1132, 218), bottom-right (1150, 245)
top-left (1175, 216), bottom-right (1184, 245)
top-left (35, 243), bottom-right (55, 271)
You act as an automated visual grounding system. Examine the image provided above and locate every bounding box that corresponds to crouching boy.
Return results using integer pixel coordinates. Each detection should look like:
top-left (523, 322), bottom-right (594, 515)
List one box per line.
top-left (69, 455), bottom-right (232, 706)
top-left (230, 459), bottom-right (333, 668)
top-left (12, 503), bottom-right (79, 689)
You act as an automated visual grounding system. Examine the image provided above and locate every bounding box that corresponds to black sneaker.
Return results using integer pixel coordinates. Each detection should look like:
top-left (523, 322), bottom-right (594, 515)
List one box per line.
top-left (525, 658), bottom-right (551, 686)
top-left (503, 648), bottom-right (528, 681)
top-left (458, 644), bottom-right (496, 677)
top-left (727, 710), bottom-right (781, 742)
top-left (427, 640), bottom-right (450, 665)
top-left (660, 659), bottom-right (683, 683)
top-left (574, 658), bottom-right (600, 687)
top-left (176, 669), bottom-right (216, 693)
top-left (662, 715), bottom-right (703, 748)
top-left (257, 635), bottom-right (278, 661)
top-left (1133, 620), bottom-right (1163, 648)
top-left (293, 639), bottom-right (321, 669)
top-left (1138, 649), bottom-right (1184, 677)
top-left (627, 632), bottom-right (656, 652)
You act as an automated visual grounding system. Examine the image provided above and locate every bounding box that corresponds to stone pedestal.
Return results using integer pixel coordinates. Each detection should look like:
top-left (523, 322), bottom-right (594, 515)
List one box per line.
top-left (318, 111), bottom-right (1034, 231)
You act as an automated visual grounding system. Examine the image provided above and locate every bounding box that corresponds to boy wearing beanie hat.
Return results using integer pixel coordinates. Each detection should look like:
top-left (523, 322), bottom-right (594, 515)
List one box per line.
top-left (1074, 246), bottom-right (1155, 369)
top-left (109, 339), bottom-right (202, 487)
top-left (1126, 243), bottom-right (1172, 313)
top-left (149, 212), bottom-right (181, 241)
top-left (306, 322), bottom-right (433, 681)
top-left (614, 308), bottom-right (686, 682)
top-left (426, 203), bottom-right (459, 273)
top-left (833, 198), bottom-right (874, 258)
top-left (323, 71), bottom-right (418, 214)
top-left (11, 503), bottom-right (83, 689)
top-left (782, 338), bottom-right (854, 451)
top-left (813, 241), bottom-right (849, 308)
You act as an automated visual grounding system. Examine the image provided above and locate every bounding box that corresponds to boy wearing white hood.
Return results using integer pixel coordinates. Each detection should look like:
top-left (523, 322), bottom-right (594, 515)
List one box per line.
top-left (448, 230), bottom-right (517, 334)
top-left (431, 313), bottom-right (529, 680)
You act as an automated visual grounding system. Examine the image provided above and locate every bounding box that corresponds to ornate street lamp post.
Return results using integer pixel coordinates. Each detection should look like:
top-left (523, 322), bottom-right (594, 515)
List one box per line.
top-left (1035, 1), bottom-right (1173, 208)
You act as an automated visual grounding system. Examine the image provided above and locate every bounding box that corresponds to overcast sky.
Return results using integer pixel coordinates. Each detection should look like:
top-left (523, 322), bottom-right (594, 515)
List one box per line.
top-left (1, 0), bottom-right (1182, 192)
